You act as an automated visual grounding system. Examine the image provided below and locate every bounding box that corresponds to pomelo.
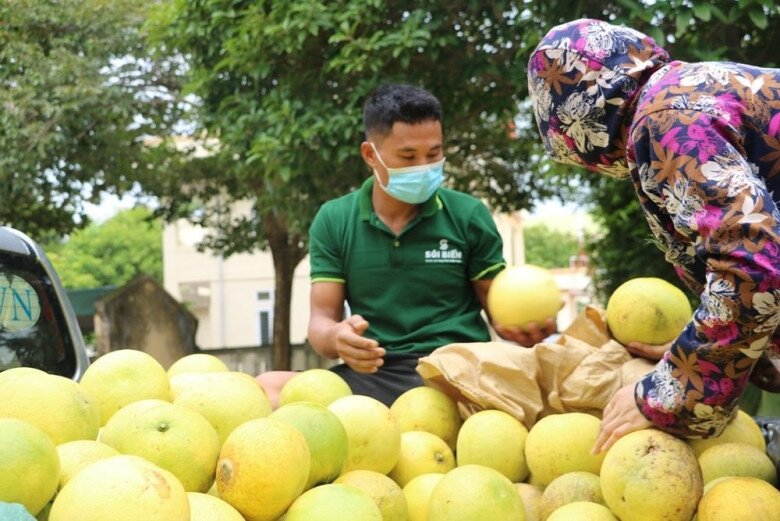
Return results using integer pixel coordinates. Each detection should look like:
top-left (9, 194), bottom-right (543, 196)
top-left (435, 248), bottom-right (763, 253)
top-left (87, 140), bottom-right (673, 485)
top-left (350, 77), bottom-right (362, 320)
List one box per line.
top-left (270, 402), bottom-right (348, 489)
top-left (457, 409), bottom-right (529, 482)
top-left (56, 440), bottom-right (119, 490)
top-left (547, 502), bottom-right (618, 521)
top-left (696, 476), bottom-right (780, 521)
top-left (428, 464), bottom-right (525, 521)
top-left (688, 410), bottom-right (766, 457)
top-left (278, 368), bottom-right (352, 407)
top-left (698, 442), bottom-right (776, 486)
top-left (186, 492), bottom-right (244, 521)
top-left (49, 455), bottom-right (189, 521)
top-left (0, 367), bottom-right (100, 444)
top-left (389, 431), bottom-right (455, 487)
top-left (335, 470), bottom-right (409, 521)
top-left (0, 418), bottom-right (60, 516)
top-left (487, 264), bottom-right (561, 328)
top-left (524, 413), bottom-right (604, 486)
top-left (390, 386), bottom-right (462, 452)
top-left (605, 277), bottom-right (691, 345)
top-left (167, 353), bottom-right (229, 378)
top-left (100, 403), bottom-right (220, 492)
top-left (79, 349), bottom-right (171, 426)
top-left (328, 395), bottom-right (401, 475)
top-left (171, 371), bottom-right (272, 445)
top-left (600, 429), bottom-right (701, 521)
top-left (539, 471), bottom-right (604, 520)
top-left (403, 473), bottom-right (445, 521)
top-left (514, 483), bottom-right (543, 521)
top-left (284, 483), bottom-right (382, 521)
top-left (217, 418), bottom-right (310, 521)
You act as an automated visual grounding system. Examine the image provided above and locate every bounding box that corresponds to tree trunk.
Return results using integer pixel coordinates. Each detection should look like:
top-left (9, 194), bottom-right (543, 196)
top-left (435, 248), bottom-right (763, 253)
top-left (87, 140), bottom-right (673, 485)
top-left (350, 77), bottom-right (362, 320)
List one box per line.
top-left (262, 213), bottom-right (307, 370)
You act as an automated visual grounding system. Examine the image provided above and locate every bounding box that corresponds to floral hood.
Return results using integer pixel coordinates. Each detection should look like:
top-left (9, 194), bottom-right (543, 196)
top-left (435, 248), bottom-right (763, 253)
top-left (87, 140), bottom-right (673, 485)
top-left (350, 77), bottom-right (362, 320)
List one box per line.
top-left (527, 19), bottom-right (670, 178)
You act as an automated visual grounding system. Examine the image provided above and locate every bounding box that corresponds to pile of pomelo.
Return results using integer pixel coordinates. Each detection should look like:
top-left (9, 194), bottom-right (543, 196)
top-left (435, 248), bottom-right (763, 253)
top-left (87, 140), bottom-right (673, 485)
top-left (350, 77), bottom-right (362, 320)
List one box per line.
top-left (0, 274), bottom-right (778, 520)
top-left (1, 356), bottom-right (778, 521)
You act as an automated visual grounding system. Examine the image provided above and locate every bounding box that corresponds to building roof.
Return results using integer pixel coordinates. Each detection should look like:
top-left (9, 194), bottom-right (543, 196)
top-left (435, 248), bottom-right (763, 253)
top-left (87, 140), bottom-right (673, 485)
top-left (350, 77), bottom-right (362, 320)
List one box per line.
top-left (65, 285), bottom-right (117, 318)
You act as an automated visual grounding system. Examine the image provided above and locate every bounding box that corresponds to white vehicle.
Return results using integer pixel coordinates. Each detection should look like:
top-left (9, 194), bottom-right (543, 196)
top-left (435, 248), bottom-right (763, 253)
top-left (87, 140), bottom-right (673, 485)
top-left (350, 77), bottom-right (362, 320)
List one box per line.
top-left (0, 226), bottom-right (89, 380)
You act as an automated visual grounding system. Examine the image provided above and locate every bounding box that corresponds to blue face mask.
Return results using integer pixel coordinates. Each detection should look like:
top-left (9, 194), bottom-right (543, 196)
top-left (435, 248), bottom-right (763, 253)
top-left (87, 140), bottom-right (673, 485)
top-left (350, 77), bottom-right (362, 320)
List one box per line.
top-left (371, 143), bottom-right (445, 204)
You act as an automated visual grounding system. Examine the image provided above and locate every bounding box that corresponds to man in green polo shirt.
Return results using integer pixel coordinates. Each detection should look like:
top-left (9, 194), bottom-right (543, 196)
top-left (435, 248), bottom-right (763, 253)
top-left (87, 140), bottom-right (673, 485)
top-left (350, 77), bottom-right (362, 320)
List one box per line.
top-left (258, 83), bottom-right (556, 407)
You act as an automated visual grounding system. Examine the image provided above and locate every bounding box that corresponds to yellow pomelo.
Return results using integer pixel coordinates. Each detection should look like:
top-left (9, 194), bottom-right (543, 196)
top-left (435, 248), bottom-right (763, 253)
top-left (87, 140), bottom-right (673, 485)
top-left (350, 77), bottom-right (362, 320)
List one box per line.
top-left (335, 470), bottom-right (409, 521)
top-left (390, 386), bottom-right (462, 451)
top-left (688, 410), bottom-right (766, 457)
top-left (171, 371), bottom-right (272, 445)
top-left (600, 429), bottom-right (702, 521)
top-left (539, 471), bottom-right (605, 520)
top-left (514, 483), bottom-right (544, 521)
top-left (328, 395), bottom-right (401, 475)
top-left (702, 476), bottom-right (736, 495)
top-left (49, 455), bottom-right (189, 521)
top-left (428, 464), bottom-right (525, 521)
top-left (697, 476), bottom-right (780, 521)
top-left (100, 398), bottom-right (171, 428)
top-left (56, 440), bottom-right (119, 490)
top-left (278, 368), bottom-right (352, 407)
top-left (487, 264), bottom-right (562, 328)
top-left (79, 349), bottom-right (171, 426)
top-left (389, 431), bottom-right (455, 487)
top-left (403, 473), bottom-right (445, 521)
top-left (605, 277), bottom-right (692, 345)
top-left (167, 353), bottom-right (229, 378)
top-left (0, 418), bottom-right (60, 516)
top-left (270, 402), bottom-right (348, 489)
top-left (217, 417), bottom-right (310, 521)
top-left (186, 492), bottom-right (244, 521)
top-left (101, 403), bottom-right (220, 492)
top-left (524, 413), bottom-right (604, 486)
top-left (547, 502), bottom-right (618, 521)
top-left (698, 442), bottom-right (776, 486)
top-left (457, 409), bottom-right (529, 482)
top-left (0, 367), bottom-right (100, 444)
top-left (285, 483), bottom-right (382, 521)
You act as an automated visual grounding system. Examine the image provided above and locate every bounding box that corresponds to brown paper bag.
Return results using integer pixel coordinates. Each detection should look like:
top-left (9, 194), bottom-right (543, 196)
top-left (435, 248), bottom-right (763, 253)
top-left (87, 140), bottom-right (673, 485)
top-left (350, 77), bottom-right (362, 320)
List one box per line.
top-left (416, 305), bottom-right (636, 429)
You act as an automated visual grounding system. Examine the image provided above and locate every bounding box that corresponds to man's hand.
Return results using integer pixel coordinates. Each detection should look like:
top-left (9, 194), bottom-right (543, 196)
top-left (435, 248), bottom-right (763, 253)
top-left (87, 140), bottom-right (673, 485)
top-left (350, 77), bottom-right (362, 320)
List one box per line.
top-left (592, 383), bottom-right (652, 454)
top-left (332, 314), bottom-right (386, 373)
top-left (624, 340), bottom-right (671, 361)
top-left (493, 317), bottom-right (558, 347)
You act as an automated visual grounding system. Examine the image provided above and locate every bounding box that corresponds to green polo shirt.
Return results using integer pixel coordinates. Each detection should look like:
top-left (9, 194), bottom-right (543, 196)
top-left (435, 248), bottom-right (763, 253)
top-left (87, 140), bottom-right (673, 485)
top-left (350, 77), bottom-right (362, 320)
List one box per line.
top-left (309, 178), bottom-right (506, 355)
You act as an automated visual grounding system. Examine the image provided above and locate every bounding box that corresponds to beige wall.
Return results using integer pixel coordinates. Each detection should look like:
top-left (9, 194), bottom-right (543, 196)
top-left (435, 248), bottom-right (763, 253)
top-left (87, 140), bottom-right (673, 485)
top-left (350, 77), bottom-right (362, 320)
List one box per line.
top-left (163, 219), bottom-right (311, 349)
top-left (163, 209), bottom-right (592, 350)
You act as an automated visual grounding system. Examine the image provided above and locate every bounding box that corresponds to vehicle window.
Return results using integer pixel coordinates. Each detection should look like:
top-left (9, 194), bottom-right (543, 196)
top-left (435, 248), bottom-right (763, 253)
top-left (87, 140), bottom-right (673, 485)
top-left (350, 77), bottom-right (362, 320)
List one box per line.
top-left (0, 252), bottom-right (76, 377)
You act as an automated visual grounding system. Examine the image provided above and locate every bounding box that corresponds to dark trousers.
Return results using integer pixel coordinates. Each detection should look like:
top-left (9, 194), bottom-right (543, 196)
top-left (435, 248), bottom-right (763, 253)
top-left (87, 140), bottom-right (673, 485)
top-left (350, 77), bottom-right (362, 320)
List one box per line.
top-left (329, 354), bottom-right (424, 407)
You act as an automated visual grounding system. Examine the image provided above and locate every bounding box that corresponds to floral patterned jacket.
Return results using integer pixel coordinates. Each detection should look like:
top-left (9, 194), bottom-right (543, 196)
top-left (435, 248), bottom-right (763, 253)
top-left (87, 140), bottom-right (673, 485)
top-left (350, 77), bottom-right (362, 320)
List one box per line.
top-left (528, 19), bottom-right (780, 438)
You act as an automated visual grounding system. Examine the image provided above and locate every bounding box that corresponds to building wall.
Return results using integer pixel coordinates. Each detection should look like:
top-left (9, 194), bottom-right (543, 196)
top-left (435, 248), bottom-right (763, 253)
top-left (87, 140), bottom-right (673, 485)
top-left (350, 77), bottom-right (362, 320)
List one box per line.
top-left (162, 219), bottom-right (311, 349)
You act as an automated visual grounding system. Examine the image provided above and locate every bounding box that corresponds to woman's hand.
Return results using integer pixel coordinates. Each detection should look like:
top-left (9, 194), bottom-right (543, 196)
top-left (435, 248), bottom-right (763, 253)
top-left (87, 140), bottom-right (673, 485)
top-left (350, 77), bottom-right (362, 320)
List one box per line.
top-left (624, 340), bottom-right (671, 361)
top-left (592, 384), bottom-right (652, 454)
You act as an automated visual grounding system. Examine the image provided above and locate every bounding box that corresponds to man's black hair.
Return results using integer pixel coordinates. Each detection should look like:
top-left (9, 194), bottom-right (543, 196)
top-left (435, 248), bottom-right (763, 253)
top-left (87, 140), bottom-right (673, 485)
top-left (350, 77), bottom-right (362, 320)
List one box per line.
top-left (363, 83), bottom-right (442, 138)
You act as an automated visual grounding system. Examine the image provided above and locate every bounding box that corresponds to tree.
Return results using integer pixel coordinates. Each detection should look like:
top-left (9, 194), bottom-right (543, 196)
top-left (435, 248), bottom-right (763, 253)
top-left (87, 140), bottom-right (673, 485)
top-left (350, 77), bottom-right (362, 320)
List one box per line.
top-left (145, 0), bottom-right (779, 369)
top-left (145, 1), bottom-right (570, 370)
top-left (46, 208), bottom-right (163, 289)
top-left (523, 223), bottom-right (582, 269)
top-left (0, 0), bottom-right (184, 238)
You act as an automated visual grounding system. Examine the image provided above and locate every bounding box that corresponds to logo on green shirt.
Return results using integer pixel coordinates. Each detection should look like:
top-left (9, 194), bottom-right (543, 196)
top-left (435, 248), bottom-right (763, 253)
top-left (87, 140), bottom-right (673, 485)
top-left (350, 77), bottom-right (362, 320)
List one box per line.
top-left (424, 239), bottom-right (463, 263)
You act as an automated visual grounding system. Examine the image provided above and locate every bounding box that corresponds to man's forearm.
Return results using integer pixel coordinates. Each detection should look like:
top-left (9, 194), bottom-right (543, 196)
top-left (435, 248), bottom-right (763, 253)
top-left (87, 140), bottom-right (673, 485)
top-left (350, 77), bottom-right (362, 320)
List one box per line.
top-left (308, 316), bottom-right (340, 359)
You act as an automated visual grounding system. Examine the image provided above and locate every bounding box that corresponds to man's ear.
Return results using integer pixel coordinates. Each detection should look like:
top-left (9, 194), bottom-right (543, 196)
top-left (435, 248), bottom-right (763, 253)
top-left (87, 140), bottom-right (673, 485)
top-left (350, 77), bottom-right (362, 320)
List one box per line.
top-left (360, 141), bottom-right (379, 169)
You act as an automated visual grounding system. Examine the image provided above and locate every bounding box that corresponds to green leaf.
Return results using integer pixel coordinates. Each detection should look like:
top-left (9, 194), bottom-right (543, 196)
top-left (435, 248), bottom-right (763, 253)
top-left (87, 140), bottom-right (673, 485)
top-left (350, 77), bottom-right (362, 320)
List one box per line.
top-left (692, 4), bottom-right (711, 22)
top-left (675, 11), bottom-right (692, 36)
top-left (748, 7), bottom-right (768, 29)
